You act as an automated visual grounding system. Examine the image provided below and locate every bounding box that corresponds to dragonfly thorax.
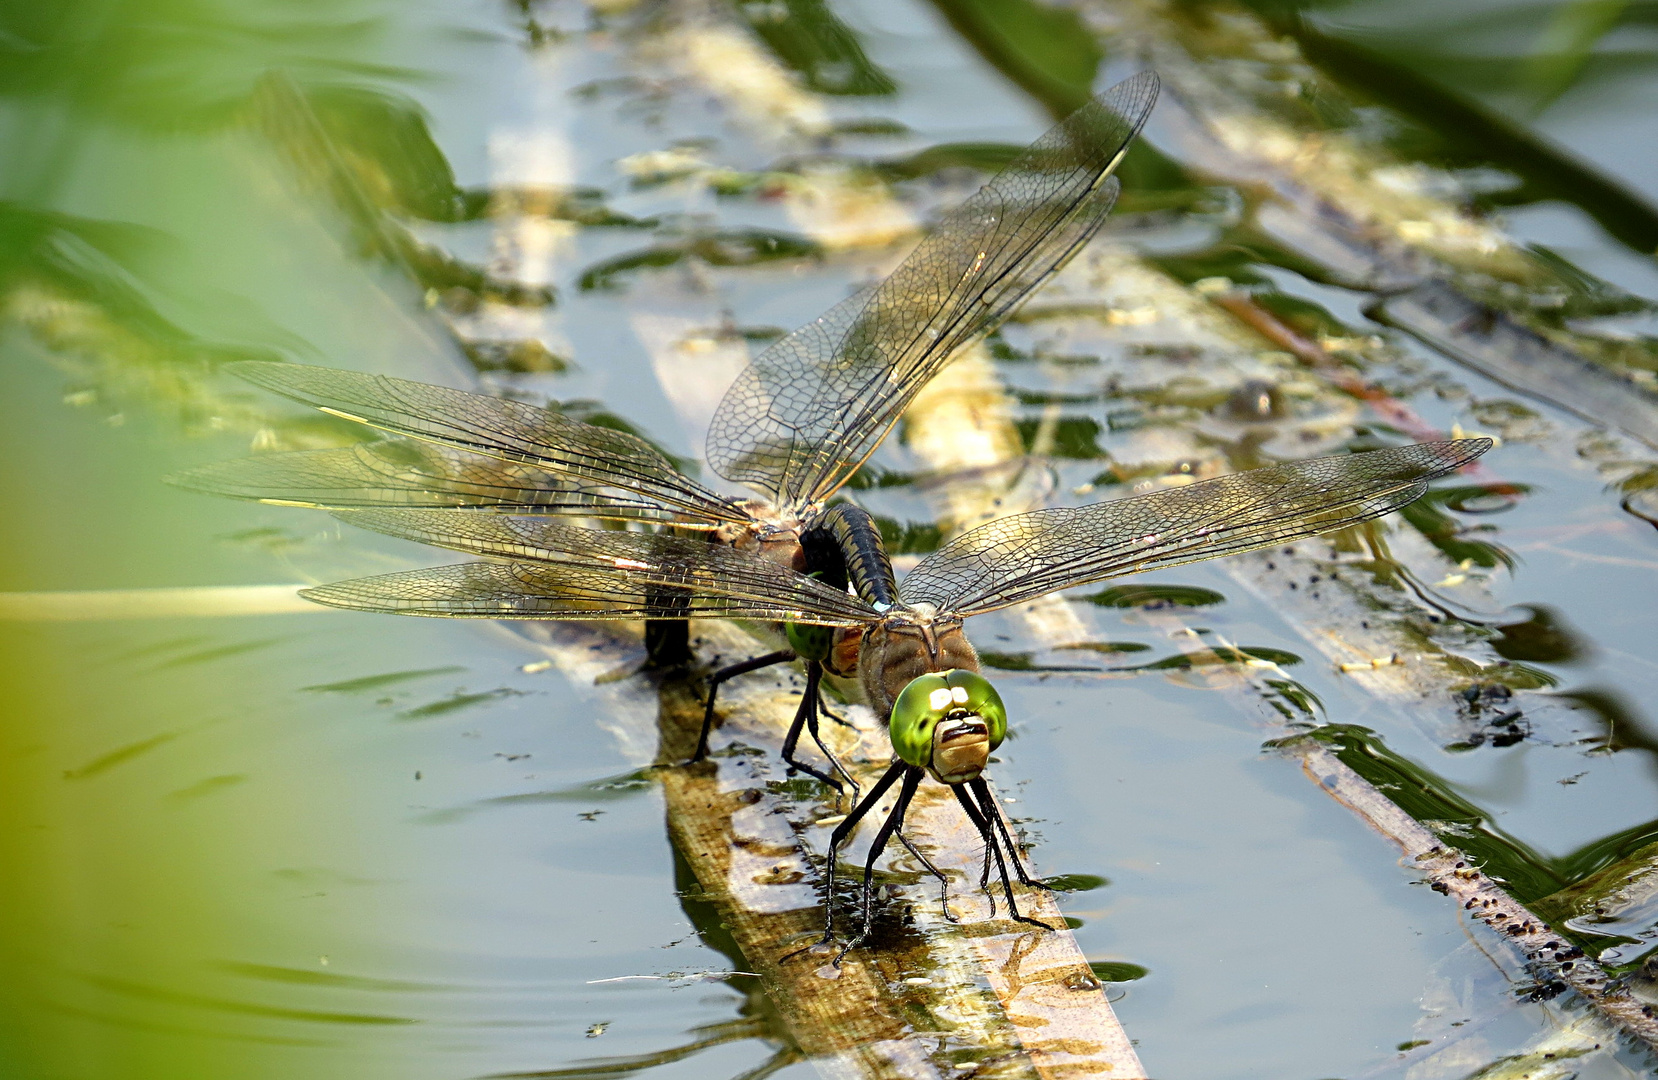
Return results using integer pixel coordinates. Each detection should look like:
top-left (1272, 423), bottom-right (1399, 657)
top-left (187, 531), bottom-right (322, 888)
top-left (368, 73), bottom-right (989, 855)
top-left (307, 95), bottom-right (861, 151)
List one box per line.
top-left (857, 609), bottom-right (979, 723)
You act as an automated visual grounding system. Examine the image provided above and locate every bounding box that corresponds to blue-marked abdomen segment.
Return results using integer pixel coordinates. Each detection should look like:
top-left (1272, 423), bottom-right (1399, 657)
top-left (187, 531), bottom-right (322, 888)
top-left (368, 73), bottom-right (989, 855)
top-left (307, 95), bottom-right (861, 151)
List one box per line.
top-left (811, 504), bottom-right (898, 610)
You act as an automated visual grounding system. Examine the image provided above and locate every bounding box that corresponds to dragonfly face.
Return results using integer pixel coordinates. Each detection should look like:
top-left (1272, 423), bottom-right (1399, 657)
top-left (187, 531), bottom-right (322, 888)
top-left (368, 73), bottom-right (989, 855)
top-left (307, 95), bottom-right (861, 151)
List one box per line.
top-left (889, 669), bottom-right (1008, 784)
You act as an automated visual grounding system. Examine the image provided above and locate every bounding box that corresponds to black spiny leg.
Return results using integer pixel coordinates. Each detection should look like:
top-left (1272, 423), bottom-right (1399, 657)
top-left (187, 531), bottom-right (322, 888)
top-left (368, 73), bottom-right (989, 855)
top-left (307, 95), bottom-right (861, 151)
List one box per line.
top-left (817, 696), bottom-right (855, 729)
top-left (778, 661), bottom-right (859, 805)
top-left (897, 832), bottom-right (958, 923)
top-left (835, 765), bottom-right (924, 964)
top-left (958, 781), bottom-right (1056, 932)
top-left (694, 650), bottom-right (794, 762)
top-left (969, 777), bottom-right (1054, 893)
top-left (952, 784), bottom-right (999, 918)
top-left (783, 760), bottom-right (907, 962)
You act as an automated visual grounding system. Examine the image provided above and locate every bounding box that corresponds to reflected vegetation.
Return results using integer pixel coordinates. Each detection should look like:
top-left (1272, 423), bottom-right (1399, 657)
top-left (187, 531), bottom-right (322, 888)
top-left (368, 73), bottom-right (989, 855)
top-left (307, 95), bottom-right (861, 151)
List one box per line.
top-left (1281, 724), bottom-right (1658, 918)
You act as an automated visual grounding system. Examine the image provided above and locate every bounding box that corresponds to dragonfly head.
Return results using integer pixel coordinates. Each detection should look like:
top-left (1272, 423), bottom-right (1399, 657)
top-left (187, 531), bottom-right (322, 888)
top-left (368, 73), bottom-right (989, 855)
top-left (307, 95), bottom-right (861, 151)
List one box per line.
top-left (889, 669), bottom-right (1007, 785)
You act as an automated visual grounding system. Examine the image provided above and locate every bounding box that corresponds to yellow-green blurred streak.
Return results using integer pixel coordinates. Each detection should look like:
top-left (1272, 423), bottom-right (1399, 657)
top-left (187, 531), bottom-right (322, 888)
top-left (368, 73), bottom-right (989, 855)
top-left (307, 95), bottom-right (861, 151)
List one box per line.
top-left (1523, 0), bottom-right (1631, 112)
top-left (0, 614), bottom-right (434, 1078)
top-left (0, 0), bottom-right (466, 1064)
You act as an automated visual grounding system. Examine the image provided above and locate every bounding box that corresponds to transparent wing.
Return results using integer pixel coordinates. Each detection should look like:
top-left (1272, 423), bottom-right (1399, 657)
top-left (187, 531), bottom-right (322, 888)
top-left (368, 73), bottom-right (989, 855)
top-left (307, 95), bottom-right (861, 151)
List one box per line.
top-left (229, 361), bottom-right (744, 525)
top-left (303, 561), bottom-right (872, 622)
top-left (901, 439), bottom-right (1492, 617)
top-left (707, 71), bottom-right (1159, 511)
top-left (167, 441), bottom-right (696, 525)
top-left (315, 509), bottom-right (875, 625)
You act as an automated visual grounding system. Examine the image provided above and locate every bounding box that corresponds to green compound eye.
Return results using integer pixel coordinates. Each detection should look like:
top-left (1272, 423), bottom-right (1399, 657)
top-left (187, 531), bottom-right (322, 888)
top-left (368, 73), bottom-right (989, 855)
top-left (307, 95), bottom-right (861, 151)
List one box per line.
top-left (784, 571), bottom-right (834, 663)
top-left (784, 619), bottom-right (833, 663)
top-left (889, 669), bottom-right (1007, 771)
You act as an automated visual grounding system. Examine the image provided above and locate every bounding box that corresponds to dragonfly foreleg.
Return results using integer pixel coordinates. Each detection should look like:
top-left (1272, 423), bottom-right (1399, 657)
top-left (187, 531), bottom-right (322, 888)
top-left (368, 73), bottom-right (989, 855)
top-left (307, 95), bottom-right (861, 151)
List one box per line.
top-left (835, 764), bottom-right (924, 965)
top-left (782, 759), bottom-right (908, 963)
top-left (960, 780), bottom-right (1056, 932)
top-left (897, 832), bottom-right (957, 923)
top-left (951, 783), bottom-right (998, 918)
top-left (969, 777), bottom-right (1053, 892)
top-left (695, 649), bottom-right (794, 762)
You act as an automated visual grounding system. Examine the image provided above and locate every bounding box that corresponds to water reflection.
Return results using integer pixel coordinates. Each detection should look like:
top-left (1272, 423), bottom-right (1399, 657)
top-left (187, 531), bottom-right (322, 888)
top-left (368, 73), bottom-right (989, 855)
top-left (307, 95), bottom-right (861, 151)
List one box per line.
top-left (6, 0), bottom-right (1658, 1074)
top-left (1492, 603), bottom-right (1588, 664)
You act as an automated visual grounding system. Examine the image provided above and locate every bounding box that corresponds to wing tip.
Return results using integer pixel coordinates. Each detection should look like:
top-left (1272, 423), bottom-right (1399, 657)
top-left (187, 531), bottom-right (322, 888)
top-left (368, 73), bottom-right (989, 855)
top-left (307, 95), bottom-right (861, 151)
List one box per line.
top-left (159, 465), bottom-right (214, 495)
top-left (1435, 436), bottom-right (1495, 473)
top-left (1098, 69), bottom-right (1161, 126)
top-left (222, 358), bottom-right (294, 387)
top-left (330, 506), bottom-right (459, 545)
top-left (160, 462), bottom-right (274, 502)
top-left (297, 584), bottom-right (357, 610)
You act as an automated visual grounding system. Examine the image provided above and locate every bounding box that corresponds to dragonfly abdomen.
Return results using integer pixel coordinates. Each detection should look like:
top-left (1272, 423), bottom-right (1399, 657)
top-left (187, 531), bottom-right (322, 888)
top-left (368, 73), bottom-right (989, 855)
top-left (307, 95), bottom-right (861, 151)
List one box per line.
top-left (809, 504), bottom-right (898, 610)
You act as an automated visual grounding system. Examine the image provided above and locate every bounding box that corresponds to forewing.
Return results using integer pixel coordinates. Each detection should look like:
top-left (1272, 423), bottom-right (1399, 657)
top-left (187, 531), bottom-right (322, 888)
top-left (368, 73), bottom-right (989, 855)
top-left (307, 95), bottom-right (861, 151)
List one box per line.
top-left (707, 71), bottom-right (1158, 510)
top-left (302, 561), bottom-right (869, 623)
top-left (326, 509), bottom-right (874, 625)
top-left (900, 439), bottom-right (1492, 616)
top-left (167, 441), bottom-right (693, 524)
top-left (230, 361), bottom-right (743, 524)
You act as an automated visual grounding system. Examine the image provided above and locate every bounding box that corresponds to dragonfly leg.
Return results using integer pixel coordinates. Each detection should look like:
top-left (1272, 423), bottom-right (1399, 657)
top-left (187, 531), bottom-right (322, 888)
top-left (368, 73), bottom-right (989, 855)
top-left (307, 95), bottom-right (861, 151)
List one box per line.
top-left (809, 666), bottom-right (861, 804)
top-left (695, 650), bottom-right (794, 762)
top-left (897, 832), bottom-right (957, 923)
top-left (779, 662), bottom-right (859, 804)
top-left (835, 765), bottom-right (923, 965)
top-left (961, 781), bottom-right (1056, 932)
top-left (782, 760), bottom-right (907, 962)
top-left (643, 618), bottom-right (691, 669)
top-left (970, 777), bottom-right (1053, 892)
top-left (817, 698), bottom-right (854, 729)
top-left (952, 784), bottom-right (998, 919)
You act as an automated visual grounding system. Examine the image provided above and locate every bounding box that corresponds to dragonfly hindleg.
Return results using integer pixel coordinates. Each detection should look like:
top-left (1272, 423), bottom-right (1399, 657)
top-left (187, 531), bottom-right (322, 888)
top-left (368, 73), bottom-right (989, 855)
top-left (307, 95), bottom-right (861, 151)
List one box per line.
top-left (817, 697), bottom-right (854, 729)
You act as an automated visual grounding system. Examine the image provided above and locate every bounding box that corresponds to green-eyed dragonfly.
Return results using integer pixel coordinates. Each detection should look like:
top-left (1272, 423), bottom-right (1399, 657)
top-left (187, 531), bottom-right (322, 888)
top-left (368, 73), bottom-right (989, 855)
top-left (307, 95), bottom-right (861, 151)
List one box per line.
top-left (169, 71), bottom-right (1160, 798)
top-left (285, 437), bottom-right (1490, 957)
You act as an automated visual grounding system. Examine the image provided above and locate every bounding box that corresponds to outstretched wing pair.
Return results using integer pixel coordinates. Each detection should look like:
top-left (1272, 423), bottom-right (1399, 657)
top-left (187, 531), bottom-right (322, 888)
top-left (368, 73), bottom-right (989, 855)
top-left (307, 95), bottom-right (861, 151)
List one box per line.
top-left (301, 439), bottom-right (1492, 625)
top-left (171, 73), bottom-right (1161, 524)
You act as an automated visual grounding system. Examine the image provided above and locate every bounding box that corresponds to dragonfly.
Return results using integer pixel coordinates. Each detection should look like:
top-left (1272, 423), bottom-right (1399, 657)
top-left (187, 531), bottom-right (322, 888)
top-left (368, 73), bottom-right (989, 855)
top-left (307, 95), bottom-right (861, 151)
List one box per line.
top-left (169, 70), bottom-right (1161, 799)
top-left (281, 437), bottom-right (1491, 957)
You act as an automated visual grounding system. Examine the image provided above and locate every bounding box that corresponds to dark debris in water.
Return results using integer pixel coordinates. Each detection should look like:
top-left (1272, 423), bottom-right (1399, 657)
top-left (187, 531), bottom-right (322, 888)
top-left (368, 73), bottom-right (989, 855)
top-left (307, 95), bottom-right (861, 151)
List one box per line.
top-left (1087, 961), bottom-right (1149, 983)
top-left (976, 651), bottom-right (1102, 673)
top-left (1082, 584), bottom-right (1226, 609)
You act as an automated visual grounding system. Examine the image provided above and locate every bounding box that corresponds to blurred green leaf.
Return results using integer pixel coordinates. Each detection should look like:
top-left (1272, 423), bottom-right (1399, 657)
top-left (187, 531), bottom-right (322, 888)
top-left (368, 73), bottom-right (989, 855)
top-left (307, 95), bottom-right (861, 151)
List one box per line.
top-left (923, 0), bottom-right (1101, 117)
top-left (578, 228), bottom-right (820, 291)
top-left (1523, 0), bottom-right (1630, 110)
top-left (732, 0), bottom-right (896, 96)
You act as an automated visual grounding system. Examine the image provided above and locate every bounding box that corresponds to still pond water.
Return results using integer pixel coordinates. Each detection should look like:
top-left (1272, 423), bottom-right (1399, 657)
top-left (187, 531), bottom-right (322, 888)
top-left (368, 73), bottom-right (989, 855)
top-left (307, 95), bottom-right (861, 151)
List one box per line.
top-left (4, 0), bottom-right (1658, 1076)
